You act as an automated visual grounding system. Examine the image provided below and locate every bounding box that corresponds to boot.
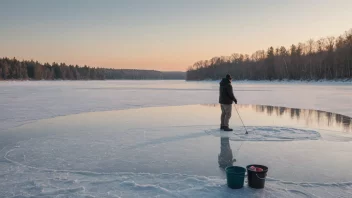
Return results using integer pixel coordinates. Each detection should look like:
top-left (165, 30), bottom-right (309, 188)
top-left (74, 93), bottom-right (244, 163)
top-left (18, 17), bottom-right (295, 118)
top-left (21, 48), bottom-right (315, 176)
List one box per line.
top-left (220, 126), bottom-right (226, 130)
top-left (223, 127), bottom-right (233, 131)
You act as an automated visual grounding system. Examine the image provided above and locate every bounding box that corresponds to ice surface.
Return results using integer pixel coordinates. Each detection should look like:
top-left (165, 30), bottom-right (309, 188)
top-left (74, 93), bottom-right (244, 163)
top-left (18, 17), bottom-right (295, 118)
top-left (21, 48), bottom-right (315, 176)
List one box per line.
top-left (1, 81), bottom-right (352, 197)
top-left (1, 80), bottom-right (352, 132)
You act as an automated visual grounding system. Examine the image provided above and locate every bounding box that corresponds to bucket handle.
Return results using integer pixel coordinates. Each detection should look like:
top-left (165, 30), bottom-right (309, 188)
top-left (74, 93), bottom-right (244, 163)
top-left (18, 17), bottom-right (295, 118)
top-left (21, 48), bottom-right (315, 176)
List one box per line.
top-left (255, 173), bottom-right (267, 180)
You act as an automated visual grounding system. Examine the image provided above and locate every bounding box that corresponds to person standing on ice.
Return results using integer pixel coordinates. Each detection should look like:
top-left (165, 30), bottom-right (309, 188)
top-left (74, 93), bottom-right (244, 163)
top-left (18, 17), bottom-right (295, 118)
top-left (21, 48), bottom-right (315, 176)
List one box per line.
top-left (219, 74), bottom-right (237, 131)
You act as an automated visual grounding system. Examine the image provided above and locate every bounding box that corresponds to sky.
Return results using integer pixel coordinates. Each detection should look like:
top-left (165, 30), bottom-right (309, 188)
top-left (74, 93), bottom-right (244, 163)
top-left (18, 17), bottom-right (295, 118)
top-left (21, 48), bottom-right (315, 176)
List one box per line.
top-left (1, 0), bottom-right (351, 71)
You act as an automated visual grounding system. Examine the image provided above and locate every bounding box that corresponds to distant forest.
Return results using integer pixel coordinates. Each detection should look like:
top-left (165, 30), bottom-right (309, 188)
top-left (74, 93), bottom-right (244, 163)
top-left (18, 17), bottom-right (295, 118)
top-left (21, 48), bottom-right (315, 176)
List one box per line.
top-left (0, 57), bottom-right (185, 80)
top-left (187, 29), bottom-right (352, 81)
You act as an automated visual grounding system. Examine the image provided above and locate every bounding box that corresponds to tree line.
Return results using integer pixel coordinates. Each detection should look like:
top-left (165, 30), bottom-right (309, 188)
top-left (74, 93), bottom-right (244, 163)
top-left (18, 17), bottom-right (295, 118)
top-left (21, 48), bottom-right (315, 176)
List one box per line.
top-left (0, 57), bottom-right (185, 80)
top-left (187, 29), bottom-right (352, 81)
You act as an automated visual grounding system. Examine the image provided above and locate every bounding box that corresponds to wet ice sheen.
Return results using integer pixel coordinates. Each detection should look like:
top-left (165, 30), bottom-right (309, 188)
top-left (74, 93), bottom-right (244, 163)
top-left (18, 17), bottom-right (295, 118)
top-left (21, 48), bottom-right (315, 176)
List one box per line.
top-left (1, 104), bottom-right (352, 197)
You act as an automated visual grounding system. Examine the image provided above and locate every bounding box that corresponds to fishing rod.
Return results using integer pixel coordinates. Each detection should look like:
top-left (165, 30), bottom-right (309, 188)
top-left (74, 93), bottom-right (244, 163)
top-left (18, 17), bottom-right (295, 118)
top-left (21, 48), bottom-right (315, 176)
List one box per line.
top-left (234, 105), bottom-right (248, 134)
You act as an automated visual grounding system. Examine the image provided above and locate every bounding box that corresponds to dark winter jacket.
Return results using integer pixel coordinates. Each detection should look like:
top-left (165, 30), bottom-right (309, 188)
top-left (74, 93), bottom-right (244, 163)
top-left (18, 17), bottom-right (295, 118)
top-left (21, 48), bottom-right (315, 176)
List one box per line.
top-left (219, 78), bottom-right (237, 104)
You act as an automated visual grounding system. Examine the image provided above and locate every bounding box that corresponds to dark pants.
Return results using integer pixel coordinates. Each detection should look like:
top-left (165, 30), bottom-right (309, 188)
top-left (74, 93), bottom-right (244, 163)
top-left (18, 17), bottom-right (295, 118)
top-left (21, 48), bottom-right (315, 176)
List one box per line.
top-left (221, 104), bottom-right (232, 127)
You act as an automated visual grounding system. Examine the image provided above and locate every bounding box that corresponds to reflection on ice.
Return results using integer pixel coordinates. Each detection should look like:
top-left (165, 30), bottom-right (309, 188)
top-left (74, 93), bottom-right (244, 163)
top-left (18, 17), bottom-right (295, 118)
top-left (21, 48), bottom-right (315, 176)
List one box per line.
top-left (203, 104), bottom-right (352, 132)
top-left (253, 105), bottom-right (352, 131)
top-left (218, 137), bottom-right (234, 168)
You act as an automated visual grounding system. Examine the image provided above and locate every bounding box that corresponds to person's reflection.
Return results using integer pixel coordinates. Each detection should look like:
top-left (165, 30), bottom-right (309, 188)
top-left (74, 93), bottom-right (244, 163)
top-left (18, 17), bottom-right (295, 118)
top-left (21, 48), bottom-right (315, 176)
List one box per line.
top-left (218, 137), bottom-right (235, 168)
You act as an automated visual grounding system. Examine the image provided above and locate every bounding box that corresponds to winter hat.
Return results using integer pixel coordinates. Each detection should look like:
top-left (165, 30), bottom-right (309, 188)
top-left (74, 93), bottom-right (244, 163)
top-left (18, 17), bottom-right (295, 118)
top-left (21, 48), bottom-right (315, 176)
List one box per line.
top-left (226, 74), bottom-right (232, 80)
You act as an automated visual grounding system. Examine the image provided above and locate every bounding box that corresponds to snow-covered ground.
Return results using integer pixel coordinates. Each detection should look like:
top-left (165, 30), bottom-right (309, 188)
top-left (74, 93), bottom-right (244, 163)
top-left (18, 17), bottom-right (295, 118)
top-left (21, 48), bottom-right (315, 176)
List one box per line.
top-left (0, 80), bottom-right (352, 197)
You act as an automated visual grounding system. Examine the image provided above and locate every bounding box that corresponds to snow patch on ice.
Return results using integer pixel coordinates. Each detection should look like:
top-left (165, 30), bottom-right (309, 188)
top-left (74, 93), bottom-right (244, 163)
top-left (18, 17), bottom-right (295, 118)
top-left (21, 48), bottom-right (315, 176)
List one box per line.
top-left (1, 162), bottom-right (352, 198)
top-left (1, 141), bottom-right (352, 197)
top-left (205, 126), bottom-right (321, 141)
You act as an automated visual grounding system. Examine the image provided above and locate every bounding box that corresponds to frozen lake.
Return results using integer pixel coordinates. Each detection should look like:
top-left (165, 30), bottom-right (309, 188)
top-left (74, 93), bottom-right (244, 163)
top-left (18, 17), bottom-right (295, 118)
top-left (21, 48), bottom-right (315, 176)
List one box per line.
top-left (0, 80), bottom-right (352, 197)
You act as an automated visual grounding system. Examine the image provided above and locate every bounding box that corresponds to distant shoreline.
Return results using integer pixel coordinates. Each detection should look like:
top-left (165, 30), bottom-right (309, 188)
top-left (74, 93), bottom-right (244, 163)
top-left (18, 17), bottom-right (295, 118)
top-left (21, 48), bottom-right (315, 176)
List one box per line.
top-left (0, 79), bottom-right (186, 81)
top-left (0, 57), bottom-right (186, 81)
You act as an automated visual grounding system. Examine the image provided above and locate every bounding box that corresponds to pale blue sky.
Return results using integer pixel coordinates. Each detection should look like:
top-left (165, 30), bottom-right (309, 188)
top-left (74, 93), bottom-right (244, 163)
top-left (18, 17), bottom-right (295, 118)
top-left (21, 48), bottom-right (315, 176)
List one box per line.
top-left (1, 0), bottom-right (351, 71)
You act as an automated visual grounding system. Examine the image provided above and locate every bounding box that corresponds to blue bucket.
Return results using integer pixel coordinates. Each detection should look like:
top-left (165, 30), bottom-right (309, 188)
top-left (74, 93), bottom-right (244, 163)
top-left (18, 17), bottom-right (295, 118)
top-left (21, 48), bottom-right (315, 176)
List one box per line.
top-left (225, 166), bottom-right (246, 189)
